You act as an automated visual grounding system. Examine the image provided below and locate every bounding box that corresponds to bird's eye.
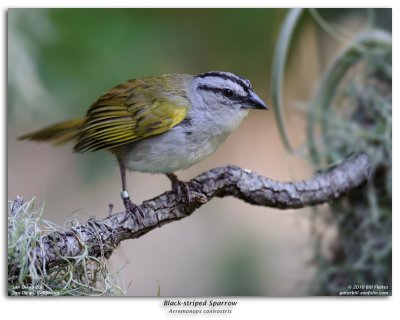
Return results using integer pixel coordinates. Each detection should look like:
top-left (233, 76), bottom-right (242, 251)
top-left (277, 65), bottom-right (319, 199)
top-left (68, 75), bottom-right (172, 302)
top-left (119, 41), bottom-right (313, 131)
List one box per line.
top-left (223, 89), bottom-right (234, 97)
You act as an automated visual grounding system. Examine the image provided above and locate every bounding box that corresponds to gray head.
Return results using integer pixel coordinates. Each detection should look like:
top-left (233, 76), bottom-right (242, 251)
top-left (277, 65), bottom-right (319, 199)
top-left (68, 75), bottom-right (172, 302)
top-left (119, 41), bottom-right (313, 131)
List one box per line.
top-left (192, 71), bottom-right (268, 111)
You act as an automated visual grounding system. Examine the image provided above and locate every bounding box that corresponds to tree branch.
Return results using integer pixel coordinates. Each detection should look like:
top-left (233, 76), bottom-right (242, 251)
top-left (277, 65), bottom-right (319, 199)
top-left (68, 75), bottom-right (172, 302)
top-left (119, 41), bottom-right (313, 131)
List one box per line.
top-left (12, 153), bottom-right (371, 270)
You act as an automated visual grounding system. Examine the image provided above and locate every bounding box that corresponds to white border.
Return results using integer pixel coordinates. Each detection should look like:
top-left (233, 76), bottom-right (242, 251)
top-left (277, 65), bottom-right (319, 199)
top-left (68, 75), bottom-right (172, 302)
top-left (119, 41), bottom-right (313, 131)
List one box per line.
top-left (2, 1), bottom-right (397, 320)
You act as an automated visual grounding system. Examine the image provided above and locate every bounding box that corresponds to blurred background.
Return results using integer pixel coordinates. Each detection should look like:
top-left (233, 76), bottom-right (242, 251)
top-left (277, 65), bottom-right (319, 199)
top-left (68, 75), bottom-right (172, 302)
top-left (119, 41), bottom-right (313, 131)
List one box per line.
top-left (8, 8), bottom-right (392, 296)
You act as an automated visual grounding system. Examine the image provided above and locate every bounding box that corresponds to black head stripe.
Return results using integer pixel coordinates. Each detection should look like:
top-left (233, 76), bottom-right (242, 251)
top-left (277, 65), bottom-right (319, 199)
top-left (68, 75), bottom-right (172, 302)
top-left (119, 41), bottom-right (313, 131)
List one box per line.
top-left (197, 85), bottom-right (248, 104)
top-left (196, 71), bottom-right (251, 94)
top-left (235, 75), bottom-right (252, 90)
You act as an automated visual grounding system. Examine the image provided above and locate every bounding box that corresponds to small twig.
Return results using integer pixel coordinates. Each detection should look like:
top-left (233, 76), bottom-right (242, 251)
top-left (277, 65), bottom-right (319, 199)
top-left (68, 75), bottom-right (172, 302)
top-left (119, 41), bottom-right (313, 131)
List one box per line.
top-left (13, 153), bottom-right (371, 270)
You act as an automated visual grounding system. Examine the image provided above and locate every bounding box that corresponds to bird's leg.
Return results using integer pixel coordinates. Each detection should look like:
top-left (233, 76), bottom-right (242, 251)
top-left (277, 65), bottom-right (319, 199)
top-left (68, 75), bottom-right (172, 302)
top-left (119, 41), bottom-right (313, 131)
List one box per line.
top-left (118, 159), bottom-right (145, 221)
top-left (166, 173), bottom-right (192, 208)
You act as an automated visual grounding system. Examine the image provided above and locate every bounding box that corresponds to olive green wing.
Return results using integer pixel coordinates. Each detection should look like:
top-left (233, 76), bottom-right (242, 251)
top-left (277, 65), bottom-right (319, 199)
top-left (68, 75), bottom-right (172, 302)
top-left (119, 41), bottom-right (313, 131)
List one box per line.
top-left (74, 80), bottom-right (189, 152)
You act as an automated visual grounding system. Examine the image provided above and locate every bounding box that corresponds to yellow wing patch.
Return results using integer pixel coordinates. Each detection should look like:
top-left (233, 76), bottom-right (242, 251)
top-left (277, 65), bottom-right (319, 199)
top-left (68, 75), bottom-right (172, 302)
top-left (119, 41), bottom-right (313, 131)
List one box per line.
top-left (74, 80), bottom-right (188, 152)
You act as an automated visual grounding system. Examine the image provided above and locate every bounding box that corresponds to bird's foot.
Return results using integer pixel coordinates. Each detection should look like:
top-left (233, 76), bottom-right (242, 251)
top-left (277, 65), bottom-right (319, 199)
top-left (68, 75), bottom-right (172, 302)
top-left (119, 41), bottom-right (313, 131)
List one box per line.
top-left (166, 173), bottom-right (195, 210)
top-left (121, 191), bottom-right (145, 223)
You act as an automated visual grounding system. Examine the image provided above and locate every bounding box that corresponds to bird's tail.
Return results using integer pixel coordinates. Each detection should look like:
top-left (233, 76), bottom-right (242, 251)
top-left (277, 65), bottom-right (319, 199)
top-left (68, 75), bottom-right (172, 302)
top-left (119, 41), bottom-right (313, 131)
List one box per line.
top-left (18, 118), bottom-right (84, 146)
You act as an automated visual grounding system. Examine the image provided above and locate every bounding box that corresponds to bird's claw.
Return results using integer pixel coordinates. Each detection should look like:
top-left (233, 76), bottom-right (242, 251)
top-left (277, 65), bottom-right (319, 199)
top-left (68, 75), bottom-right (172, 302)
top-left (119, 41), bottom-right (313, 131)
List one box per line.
top-left (122, 195), bottom-right (145, 224)
top-left (172, 180), bottom-right (194, 209)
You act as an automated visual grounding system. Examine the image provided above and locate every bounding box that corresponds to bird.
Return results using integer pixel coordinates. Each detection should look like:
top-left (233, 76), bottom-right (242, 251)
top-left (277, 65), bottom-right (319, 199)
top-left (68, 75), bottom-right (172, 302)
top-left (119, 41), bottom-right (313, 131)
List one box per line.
top-left (19, 71), bottom-right (268, 218)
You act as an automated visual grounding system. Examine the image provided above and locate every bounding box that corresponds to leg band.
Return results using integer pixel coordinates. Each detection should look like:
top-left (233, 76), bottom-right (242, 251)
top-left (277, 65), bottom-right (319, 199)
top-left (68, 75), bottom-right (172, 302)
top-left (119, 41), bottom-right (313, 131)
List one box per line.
top-left (121, 190), bottom-right (130, 199)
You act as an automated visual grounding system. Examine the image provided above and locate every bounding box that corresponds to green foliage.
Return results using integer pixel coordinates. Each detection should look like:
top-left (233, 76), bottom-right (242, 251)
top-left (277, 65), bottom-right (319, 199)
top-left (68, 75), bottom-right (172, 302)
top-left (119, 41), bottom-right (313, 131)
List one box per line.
top-left (8, 197), bottom-right (125, 296)
top-left (272, 8), bottom-right (392, 295)
top-left (308, 36), bottom-right (392, 295)
top-left (307, 30), bottom-right (391, 167)
top-left (271, 8), bottom-right (303, 153)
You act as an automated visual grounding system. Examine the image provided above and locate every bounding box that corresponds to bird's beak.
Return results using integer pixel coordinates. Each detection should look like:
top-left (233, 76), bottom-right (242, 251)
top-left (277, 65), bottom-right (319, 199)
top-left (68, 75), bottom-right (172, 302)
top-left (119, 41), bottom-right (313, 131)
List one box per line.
top-left (242, 92), bottom-right (268, 110)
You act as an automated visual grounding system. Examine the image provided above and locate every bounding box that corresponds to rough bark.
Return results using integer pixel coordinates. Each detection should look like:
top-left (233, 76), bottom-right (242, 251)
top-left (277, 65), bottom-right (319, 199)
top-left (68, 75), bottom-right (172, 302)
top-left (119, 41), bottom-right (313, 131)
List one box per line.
top-left (11, 153), bottom-right (371, 270)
